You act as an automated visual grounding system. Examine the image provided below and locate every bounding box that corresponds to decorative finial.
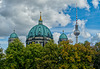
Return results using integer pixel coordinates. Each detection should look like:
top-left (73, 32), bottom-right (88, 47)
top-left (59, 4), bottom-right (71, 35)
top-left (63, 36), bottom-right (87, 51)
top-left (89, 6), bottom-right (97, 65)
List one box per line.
top-left (39, 12), bottom-right (42, 21)
top-left (63, 30), bottom-right (64, 33)
top-left (39, 12), bottom-right (43, 24)
top-left (13, 29), bottom-right (15, 33)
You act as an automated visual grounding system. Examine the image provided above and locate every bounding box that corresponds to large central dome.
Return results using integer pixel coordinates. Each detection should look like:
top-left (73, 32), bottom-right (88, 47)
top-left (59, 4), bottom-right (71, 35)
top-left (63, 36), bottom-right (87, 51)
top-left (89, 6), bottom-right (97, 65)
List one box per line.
top-left (27, 12), bottom-right (53, 39)
top-left (26, 12), bottom-right (53, 46)
top-left (27, 24), bottom-right (53, 39)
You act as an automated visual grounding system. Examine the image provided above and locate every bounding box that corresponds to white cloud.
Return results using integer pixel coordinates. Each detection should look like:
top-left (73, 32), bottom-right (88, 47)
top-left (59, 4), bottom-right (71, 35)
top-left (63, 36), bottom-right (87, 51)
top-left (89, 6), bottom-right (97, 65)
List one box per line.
top-left (81, 31), bottom-right (91, 38)
top-left (78, 0), bottom-right (90, 10)
top-left (19, 36), bottom-right (26, 46)
top-left (0, 41), bottom-right (7, 45)
top-left (0, 37), bottom-right (5, 39)
top-left (92, 0), bottom-right (99, 8)
top-left (67, 33), bottom-right (75, 42)
top-left (0, 40), bottom-right (8, 50)
top-left (42, 11), bottom-right (71, 28)
top-left (87, 29), bottom-right (100, 35)
top-left (0, 0), bottom-right (90, 36)
top-left (53, 32), bottom-right (61, 44)
top-left (91, 33), bottom-right (100, 42)
top-left (51, 27), bottom-right (73, 34)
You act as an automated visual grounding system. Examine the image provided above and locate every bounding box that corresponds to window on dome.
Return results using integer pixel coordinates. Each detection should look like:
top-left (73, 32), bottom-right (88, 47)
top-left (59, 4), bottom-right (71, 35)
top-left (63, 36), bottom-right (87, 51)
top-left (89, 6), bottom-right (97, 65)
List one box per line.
top-left (48, 33), bottom-right (49, 37)
top-left (39, 27), bottom-right (41, 31)
top-left (30, 32), bottom-right (33, 37)
top-left (38, 31), bottom-right (41, 36)
top-left (34, 32), bottom-right (36, 34)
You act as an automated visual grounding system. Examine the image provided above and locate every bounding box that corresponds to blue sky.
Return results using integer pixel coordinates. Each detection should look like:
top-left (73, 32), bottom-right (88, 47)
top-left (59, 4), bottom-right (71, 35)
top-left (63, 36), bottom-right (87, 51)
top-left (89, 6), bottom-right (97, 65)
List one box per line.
top-left (0, 0), bottom-right (100, 50)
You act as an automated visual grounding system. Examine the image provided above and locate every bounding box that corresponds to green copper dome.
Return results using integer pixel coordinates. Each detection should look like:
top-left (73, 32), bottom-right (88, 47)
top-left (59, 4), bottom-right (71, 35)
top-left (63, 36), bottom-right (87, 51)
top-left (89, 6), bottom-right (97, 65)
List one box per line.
top-left (27, 24), bottom-right (53, 39)
top-left (59, 33), bottom-right (67, 39)
top-left (10, 32), bottom-right (18, 38)
top-left (58, 31), bottom-right (68, 43)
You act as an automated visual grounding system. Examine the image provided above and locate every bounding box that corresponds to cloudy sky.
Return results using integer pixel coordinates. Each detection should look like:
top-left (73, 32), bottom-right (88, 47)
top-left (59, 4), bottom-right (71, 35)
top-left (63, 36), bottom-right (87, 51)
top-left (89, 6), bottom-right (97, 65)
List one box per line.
top-left (0, 0), bottom-right (100, 50)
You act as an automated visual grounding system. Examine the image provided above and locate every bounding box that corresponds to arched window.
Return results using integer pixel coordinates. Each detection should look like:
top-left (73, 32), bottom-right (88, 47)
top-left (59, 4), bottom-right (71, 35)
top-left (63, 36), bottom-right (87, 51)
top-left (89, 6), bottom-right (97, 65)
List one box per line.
top-left (48, 33), bottom-right (49, 37)
top-left (39, 27), bottom-right (41, 31)
top-left (30, 32), bottom-right (33, 37)
top-left (38, 31), bottom-right (41, 36)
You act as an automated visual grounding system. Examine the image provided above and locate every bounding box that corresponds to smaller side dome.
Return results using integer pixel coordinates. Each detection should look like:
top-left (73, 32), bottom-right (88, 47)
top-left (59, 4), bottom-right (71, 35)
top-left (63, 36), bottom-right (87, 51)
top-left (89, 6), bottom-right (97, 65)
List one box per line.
top-left (10, 30), bottom-right (18, 38)
top-left (59, 33), bottom-right (67, 39)
top-left (58, 30), bottom-right (68, 44)
top-left (10, 33), bottom-right (18, 38)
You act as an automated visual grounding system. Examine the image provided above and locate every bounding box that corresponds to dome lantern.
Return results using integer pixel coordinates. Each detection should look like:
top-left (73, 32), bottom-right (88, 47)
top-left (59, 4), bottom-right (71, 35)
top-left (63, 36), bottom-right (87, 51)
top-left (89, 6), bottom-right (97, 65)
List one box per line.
top-left (39, 12), bottom-right (43, 24)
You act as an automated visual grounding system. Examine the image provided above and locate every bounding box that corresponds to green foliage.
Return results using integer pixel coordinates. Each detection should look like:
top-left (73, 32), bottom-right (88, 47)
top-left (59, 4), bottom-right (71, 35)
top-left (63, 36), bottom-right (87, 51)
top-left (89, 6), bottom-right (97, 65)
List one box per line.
top-left (0, 48), bottom-right (5, 69)
top-left (24, 42), bottom-right (43, 69)
top-left (0, 48), bottom-right (3, 59)
top-left (5, 39), bottom-right (25, 69)
top-left (94, 42), bottom-right (100, 69)
top-left (59, 41), bottom-right (96, 69)
top-left (95, 42), bottom-right (100, 52)
top-left (0, 39), bottom-right (98, 69)
top-left (84, 41), bottom-right (90, 47)
top-left (4, 39), bottom-right (43, 69)
top-left (37, 40), bottom-right (59, 69)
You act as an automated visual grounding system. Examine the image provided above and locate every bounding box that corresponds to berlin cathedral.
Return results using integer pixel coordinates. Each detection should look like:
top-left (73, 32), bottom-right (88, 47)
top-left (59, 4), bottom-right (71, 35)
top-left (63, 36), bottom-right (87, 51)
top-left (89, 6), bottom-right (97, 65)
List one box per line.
top-left (8, 12), bottom-right (68, 46)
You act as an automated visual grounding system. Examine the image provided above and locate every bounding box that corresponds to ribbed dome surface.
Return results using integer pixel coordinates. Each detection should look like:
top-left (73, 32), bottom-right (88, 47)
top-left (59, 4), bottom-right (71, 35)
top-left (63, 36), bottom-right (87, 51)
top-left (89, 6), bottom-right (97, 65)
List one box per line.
top-left (10, 32), bottom-right (18, 38)
top-left (59, 33), bottom-right (67, 39)
top-left (27, 24), bottom-right (53, 39)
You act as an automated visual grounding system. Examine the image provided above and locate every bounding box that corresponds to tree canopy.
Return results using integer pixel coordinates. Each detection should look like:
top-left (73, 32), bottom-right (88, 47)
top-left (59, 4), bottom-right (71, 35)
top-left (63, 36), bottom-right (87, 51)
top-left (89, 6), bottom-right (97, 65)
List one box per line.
top-left (94, 42), bottom-right (100, 69)
top-left (0, 39), bottom-right (99, 69)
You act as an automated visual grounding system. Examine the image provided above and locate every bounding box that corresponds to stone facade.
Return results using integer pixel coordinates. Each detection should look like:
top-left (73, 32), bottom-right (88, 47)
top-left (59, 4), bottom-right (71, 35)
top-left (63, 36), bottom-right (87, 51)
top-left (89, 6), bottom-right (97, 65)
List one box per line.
top-left (26, 37), bottom-right (51, 46)
top-left (8, 38), bottom-right (18, 44)
top-left (58, 38), bottom-right (68, 44)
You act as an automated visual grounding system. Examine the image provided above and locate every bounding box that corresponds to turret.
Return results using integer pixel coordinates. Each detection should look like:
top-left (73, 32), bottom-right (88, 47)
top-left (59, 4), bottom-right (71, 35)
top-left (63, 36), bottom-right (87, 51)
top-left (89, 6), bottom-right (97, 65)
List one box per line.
top-left (8, 30), bottom-right (19, 44)
top-left (58, 30), bottom-right (68, 44)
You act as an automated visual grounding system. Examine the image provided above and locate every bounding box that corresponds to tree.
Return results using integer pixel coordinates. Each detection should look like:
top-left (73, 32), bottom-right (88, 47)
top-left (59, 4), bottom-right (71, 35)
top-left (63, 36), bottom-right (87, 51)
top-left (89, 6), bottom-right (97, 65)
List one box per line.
top-left (0, 48), bottom-right (5, 69)
top-left (0, 39), bottom-right (97, 69)
top-left (4, 39), bottom-right (44, 69)
top-left (0, 48), bottom-right (4, 60)
top-left (58, 41), bottom-right (96, 69)
top-left (24, 42), bottom-right (43, 69)
top-left (5, 39), bottom-right (25, 69)
top-left (84, 41), bottom-right (90, 47)
top-left (94, 42), bottom-right (100, 69)
top-left (37, 40), bottom-right (59, 69)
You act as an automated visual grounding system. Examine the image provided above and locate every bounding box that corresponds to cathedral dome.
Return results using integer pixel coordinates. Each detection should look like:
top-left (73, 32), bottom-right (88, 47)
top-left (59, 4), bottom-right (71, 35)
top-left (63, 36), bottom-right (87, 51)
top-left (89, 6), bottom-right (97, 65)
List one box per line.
top-left (59, 33), bottom-right (67, 39)
top-left (10, 30), bottom-right (18, 38)
top-left (58, 31), bottom-right (68, 44)
top-left (27, 24), bottom-right (53, 39)
top-left (27, 12), bottom-right (53, 39)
